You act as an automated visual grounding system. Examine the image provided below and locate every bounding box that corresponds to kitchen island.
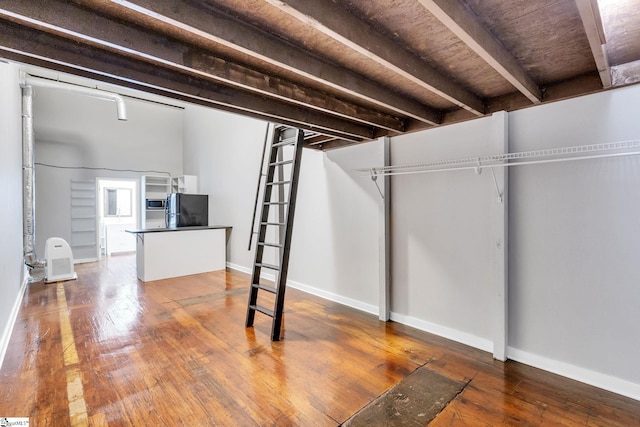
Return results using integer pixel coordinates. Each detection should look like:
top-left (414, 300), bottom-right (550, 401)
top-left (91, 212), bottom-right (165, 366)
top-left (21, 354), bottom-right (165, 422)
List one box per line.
top-left (126, 226), bottom-right (231, 282)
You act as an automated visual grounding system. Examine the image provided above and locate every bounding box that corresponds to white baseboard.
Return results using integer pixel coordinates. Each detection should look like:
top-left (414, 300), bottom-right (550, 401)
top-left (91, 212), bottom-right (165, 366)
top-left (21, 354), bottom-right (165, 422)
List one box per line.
top-left (226, 262), bottom-right (639, 402)
top-left (0, 266), bottom-right (29, 370)
top-left (507, 347), bottom-right (640, 402)
top-left (286, 278), bottom-right (378, 315)
top-left (226, 262), bottom-right (251, 275)
top-left (228, 262), bottom-right (489, 348)
top-left (225, 262), bottom-right (378, 315)
top-left (74, 257), bottom-right (98, 264)
top-left (389, 312), bottom-right (494, 353)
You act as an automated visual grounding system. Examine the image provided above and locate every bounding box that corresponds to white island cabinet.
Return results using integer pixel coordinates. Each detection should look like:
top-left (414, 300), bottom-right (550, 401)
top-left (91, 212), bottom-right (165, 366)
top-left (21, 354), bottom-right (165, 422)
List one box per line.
top-left (126, 226), bottom-right (230, 282)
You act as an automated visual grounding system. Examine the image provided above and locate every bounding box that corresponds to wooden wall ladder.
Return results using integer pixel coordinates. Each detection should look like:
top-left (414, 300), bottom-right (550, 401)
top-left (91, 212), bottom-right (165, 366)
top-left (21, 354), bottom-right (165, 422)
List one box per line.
top-left (246, 126), bottom-right (304, 341)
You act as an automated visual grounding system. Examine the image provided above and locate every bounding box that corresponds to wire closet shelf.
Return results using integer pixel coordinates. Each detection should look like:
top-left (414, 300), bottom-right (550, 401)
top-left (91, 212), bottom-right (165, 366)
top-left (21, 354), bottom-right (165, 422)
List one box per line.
top-left (354, 139), bottom-right (640, 177)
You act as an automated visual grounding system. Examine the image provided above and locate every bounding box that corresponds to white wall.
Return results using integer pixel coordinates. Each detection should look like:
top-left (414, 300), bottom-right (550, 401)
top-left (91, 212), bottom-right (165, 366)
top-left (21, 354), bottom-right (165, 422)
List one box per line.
top-left (183, 106), bottom-right (380, 310)
top-left (183, 105), bottom-right (268, 268)
top-left (390, 114), bottom-right (505, 350)
top-left (387, 86), bottom-right (640, 399)
top-left (288, 143), bottom-right (380, 310)
top-left (508, 85), bottom-right (640, 394)
top-left (0, 62), bottom-right (27, 366)
top-left (183, 91), bottom-right (640, 398)
top-left (33, 86), bottom-right (184, 257)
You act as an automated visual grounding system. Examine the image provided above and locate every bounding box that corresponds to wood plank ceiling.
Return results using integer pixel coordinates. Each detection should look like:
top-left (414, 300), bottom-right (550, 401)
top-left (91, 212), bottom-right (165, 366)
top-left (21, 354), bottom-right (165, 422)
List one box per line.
top-left (1, 0), bottom-right (639, 150)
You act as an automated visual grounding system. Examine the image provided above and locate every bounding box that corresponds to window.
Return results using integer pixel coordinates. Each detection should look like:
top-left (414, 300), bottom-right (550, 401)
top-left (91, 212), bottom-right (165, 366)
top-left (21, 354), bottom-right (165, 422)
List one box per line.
top-left (104, 187), bottom-right (132, 217)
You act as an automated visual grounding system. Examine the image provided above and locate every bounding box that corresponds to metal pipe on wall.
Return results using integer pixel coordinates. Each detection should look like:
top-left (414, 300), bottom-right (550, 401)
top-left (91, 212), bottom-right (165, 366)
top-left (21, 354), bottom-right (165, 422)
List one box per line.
top-left (20, 74), bottom-right (129, 271)
top-left (21, 84), bottom-right (36, 266)
top-left (24, 75), bottom-right (128, 121)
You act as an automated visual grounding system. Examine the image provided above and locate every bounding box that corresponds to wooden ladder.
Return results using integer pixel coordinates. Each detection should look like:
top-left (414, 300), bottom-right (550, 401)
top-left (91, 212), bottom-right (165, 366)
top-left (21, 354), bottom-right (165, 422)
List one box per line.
top-left (246, 126), bottom-right (304, 341)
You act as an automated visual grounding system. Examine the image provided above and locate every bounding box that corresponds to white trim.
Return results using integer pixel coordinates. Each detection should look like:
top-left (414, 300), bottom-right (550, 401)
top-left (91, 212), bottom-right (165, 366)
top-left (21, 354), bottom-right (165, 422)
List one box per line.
top-left (74, 257), bottom-right (98, 264)
top-left (225, 262), bottom-right (378, 315)
top-left (378, 136), bottom-right (391, 321)
top-left (390, 311), bottom-right (493, 353)
top-left (507, 347), bottom-right (640, 402)
top-left (227, 262), bottom-right (489, 345)
top-left (286, 278), bottom-right (378, 315)
top-left (0, 266), bottom-right (29, 369)
top-left (491, 111), bottom-right (508, 361)
top-left (226, 262), bottom-right (251, 275)
top-left (226, 262), bottom-right (640, 401)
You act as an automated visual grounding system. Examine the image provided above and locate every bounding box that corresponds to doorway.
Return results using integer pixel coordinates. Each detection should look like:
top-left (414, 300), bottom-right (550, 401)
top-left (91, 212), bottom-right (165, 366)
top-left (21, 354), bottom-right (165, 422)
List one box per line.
top-left (97, 178), bottom-right (139, 257)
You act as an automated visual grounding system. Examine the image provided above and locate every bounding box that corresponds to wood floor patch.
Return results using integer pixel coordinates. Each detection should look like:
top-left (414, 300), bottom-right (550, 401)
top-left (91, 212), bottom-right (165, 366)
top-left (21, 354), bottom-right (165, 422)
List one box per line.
top-left (57, 283), bottom-right (89, 426)
top-left (341, 366), bottom-right (466, 426)
top-left (57, 283), bottom-right (79, 366)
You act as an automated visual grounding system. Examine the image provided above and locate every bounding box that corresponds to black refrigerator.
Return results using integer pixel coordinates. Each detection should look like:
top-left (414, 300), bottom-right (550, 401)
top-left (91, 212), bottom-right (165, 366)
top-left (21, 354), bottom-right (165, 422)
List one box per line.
top-left (166, 193), bottom-right (209, 228)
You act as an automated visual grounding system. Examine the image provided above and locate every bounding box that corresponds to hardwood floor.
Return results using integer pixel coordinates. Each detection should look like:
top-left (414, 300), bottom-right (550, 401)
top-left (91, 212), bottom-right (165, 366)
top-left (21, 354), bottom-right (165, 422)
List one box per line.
top-left (1, 254), bottom-right (639, 426)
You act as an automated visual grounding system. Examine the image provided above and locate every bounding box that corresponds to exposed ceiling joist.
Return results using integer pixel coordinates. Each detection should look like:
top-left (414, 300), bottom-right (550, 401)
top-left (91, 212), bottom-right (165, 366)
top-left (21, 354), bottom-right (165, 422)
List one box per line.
top-left (0, 0), bottom-right (404, 133)
top-left (306, 135), bottom-right (338, 146)
top-left (92, 0), bottom-right (441, 126)
top-left (264, 0), bottom-right (485, 116)
top-left (0, 0), bottom-right (638, 151)
top-left (574, 0), bottom-right (612, 88)
top-left (417, 0), bottom-right (542, 104)
top-left (0, 20), bottom-right (369, 142)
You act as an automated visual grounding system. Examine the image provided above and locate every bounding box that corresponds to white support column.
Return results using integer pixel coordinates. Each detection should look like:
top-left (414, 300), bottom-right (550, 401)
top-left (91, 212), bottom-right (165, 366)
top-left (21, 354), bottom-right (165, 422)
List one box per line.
top-left (378, 136), bottom-right (391, 321)
top-left (490, 111), bottom-right (509, 361)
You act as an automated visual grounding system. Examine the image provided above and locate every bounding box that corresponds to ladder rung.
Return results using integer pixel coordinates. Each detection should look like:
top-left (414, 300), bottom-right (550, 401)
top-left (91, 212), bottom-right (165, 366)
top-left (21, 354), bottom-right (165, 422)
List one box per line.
top-left (261, 222), bottom-right (286, 226)
top-left (252, 283), bottom-right (277, 294)
top-left (270, 160), bottom-right (293, 167)
top-left (256, 262), bottom-right (280, 271)
top-left (264, 201), bottom-right (288, 205)
top-left (273, 138), bottom-right (296, 147)
top-left (266, 181), bottom-right (291, 186)
top-left (250, 304), bottom-right (274, 317)
top-left (258, 242), bottom-right (283, 248)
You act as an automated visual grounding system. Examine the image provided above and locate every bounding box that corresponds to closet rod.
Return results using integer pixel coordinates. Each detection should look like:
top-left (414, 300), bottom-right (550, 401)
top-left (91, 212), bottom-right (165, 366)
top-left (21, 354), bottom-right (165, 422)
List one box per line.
top-left (354, 139), bottom-right (640, 177)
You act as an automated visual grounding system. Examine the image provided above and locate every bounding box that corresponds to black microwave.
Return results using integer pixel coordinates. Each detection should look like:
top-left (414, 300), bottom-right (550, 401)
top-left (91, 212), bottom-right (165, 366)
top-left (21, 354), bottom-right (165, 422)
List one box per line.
top-left (146, 198), bottom-right (166, 210)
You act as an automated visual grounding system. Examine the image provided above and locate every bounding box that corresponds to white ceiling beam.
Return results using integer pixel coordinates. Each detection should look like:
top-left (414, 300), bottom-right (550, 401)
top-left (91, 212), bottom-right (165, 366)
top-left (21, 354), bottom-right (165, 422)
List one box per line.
top-left (417, 0), bottom-right (542, 104)
top-left (575, 0), bottom-right (612, 88)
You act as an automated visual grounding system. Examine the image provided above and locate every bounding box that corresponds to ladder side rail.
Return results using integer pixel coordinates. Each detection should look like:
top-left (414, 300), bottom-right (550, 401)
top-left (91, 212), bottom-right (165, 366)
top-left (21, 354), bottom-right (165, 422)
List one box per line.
top-left (271, 129), bottom-right (305, 341)
top-left (246, 129), bottom-right (280, 328)
top-left (248, 123), bottom-right (273, 250)
top-left (277, 146), bottom-right (285, 262)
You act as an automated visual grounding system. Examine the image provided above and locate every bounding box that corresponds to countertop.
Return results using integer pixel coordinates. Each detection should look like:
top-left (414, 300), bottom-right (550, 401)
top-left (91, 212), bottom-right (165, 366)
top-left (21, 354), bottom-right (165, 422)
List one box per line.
top-left (126, 225), bottom-right (232, 234)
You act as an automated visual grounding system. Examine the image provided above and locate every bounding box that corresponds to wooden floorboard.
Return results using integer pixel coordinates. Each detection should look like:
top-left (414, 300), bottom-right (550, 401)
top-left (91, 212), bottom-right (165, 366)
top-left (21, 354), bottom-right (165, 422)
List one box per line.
top-left (1, 254), bottom-right (639, 426)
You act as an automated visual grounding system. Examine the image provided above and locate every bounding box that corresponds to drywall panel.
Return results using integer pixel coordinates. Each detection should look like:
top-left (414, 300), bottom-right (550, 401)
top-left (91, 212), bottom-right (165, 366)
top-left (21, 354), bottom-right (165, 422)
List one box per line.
top-left (32, 86), bottom-right (184, 257)
top-left (390, 115), bottom-right (503, 348)
top-left (288, 142), bottom-right (381, 310)
top-left (183, 105), bottom-right (268, 270)
top-left (508, 84), bottom-right (640, 388)
top-left (0, 62), bottom-right (26, 365)
top-left (183, 107), bottom-right (380, 310)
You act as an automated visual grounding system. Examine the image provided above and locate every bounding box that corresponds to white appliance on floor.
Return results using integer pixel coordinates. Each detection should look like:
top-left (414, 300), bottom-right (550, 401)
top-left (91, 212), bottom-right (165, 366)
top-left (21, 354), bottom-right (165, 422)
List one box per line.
top-left (44, 237), bottom-right (78, 283)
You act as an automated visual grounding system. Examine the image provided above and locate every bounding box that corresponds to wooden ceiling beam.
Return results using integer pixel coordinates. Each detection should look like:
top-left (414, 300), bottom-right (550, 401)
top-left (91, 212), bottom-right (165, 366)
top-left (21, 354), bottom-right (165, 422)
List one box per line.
top-left (88, 0), bottom-right (441, 125)
top-left (417, 0), bottom-right (543, 104)
top-left (264, 0), bottom-right (485, 116)
top-left (306, 135), bottom-right (338, 146)
top-left (0, 20), bottom-right (370, 142)
top-left (574, 0), bottom-right (612, 88)
top-left (0, 0), bottom-right (404, 133)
